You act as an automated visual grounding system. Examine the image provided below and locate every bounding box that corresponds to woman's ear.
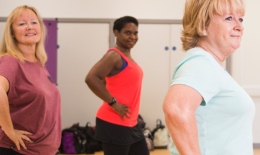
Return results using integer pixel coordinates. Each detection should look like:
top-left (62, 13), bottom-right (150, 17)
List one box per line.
top-left (114, 30), bottom-right (119, 38)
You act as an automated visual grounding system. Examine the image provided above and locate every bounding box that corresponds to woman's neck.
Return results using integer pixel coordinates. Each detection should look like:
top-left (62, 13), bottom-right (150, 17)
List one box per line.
top-left (17, 44), bottom-right (38, 62)
top-left (115, 44), bottom-right (130, 54)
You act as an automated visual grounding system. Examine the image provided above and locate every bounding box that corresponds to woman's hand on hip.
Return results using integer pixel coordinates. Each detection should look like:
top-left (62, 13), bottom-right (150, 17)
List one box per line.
top-left (6, 129), bottom-right (33, 151)
top-left (111, 102), bottom-right (131, 120)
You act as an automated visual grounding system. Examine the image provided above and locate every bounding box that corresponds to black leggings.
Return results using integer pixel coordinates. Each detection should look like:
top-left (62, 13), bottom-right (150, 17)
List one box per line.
top-left (102, 138), bottom-right (149, 155)
top-left (0, 147), bottom-right (23, 155)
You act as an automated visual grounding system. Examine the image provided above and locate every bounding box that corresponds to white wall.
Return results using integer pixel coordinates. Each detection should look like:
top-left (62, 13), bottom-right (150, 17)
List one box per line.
top-left (1, 0), bottom-right (260, 144)
top-left (1, 0), bottom-right (184, 19)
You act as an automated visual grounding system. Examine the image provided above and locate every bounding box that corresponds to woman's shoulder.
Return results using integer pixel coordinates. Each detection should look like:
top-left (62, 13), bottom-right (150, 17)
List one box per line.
top-left (0, 55), bottom-right (21, 73)
top-left (106, 48), bottom-right (123, 56)
top-left (0, 55), bottom-right (20, 76)
top-left (104, 48), bottom-right (122, 59)
top-left (0, 55), bottom-right (19, 64)
top-left (186, 47), bottom-right (212, 58)
top-left (182, 47), bottom-right (217, 65)
top-left (176, 47), bottom-right (218, 72)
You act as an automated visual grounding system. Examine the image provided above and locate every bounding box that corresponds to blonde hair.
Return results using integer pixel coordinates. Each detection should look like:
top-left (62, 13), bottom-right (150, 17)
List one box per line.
top-left (0, 5), bottom-right (47, 66)
top-left (181, 0), bottom-right (245, 51)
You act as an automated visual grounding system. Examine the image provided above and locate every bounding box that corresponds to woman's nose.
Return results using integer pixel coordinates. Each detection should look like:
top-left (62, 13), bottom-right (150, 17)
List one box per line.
top-left (26, 23), bottom-right (32, 30)
top-left (234, 18), bottom-right (244, 31)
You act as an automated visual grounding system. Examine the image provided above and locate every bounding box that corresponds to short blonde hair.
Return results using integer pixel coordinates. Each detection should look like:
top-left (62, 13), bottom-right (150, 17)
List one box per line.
top-left (181, 0), bottom-right (245, 51)
top-left (0, 5), bottom-right (47, 66)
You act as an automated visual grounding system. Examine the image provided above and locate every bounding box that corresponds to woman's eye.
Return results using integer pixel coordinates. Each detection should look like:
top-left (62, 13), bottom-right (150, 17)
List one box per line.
top-left (19, 23), bottom-right (25, 26)
top-left (225, 16), bottom-right (232, 21)
top-left (239, 18), bottom-right (244, 23)
top-left (32, 21), bottom-right (38, 24)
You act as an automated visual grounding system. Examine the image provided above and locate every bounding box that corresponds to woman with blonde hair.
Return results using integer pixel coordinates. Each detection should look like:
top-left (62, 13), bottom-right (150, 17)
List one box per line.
top-left (0, 5), bottom-right (61, 155)
top-left (163, 0), bottom-right (255, 154)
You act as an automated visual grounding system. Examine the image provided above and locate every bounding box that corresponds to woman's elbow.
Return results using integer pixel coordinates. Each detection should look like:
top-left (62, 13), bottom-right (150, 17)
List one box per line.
top-left (163, 100), bottom-right (179, 120)
top-left (163, 99), bottom-right (190, 125)
top-left (85, 73), bottom-right (93, 86)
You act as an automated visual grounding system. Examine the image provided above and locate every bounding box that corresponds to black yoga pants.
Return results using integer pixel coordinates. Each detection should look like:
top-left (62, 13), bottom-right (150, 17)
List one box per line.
top-left (0, 147), bottom-right (23, 155)
top-left (102, 138), bottom-right (150, 155)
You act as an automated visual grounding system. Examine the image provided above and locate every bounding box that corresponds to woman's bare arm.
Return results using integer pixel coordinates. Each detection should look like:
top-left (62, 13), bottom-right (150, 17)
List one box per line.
top-left (163, 84), bottom-right (202, 155)
top-left (85, 51), bottom-right (131, 119)
top-left (0, 75), bottom-right (32, 150)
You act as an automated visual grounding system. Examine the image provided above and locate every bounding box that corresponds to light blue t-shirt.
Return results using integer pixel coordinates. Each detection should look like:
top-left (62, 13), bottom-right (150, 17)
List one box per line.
top-left (169, 47), bottom-right (255, 155)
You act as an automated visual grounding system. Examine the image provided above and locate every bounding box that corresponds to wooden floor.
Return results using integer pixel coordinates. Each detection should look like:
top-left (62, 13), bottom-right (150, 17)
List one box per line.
top-left (60, 148), bottom-right (260, 155)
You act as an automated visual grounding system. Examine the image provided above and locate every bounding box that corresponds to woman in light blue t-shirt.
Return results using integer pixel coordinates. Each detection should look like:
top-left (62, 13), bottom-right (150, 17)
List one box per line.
top-left (163, 0), bottom-right (255, 155)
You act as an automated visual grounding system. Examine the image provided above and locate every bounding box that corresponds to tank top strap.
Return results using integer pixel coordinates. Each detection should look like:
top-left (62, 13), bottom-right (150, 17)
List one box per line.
top-left (107, 48), bottom-right (130, 62)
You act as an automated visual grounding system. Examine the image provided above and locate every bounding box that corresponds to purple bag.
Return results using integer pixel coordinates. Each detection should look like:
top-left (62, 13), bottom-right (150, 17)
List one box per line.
top-left (62, 132), bottom-right (77, 153)
top-left (60, 128), bottom-right (86, 154)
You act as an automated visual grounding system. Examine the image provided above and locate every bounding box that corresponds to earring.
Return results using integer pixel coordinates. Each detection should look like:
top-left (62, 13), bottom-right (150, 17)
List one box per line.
top-left (203, 30), bottom-right (207, 36)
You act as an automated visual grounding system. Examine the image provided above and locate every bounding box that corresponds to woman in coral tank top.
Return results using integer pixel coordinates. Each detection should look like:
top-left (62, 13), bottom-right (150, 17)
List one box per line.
top-left (85, 16), bottom-right (149, 155)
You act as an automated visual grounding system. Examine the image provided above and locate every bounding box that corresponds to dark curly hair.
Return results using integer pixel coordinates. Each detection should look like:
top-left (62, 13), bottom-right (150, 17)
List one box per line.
top-left (113, 16), bottom-right (139, 32)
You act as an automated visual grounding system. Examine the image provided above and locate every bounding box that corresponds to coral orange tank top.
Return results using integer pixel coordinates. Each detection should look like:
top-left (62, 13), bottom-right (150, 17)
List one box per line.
top-left (96, 48), bottom-right (143, 127)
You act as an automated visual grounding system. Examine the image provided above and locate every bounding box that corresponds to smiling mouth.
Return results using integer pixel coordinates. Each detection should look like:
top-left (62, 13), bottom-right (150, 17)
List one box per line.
top-left (231, 34), bottom-right (241, 37)
top-left (25, 34), bottom-right (36, 36)
top-left (128, 41), bottom-right (136, 44)
top-left (230, 35), bottom-right (241, 39)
